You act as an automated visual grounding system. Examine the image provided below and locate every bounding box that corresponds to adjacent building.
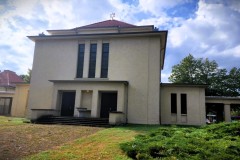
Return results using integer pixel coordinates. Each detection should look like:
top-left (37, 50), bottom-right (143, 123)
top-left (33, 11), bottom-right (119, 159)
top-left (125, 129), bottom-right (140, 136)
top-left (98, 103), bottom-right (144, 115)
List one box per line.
top-left (0, 70), bottom-right (29, 117)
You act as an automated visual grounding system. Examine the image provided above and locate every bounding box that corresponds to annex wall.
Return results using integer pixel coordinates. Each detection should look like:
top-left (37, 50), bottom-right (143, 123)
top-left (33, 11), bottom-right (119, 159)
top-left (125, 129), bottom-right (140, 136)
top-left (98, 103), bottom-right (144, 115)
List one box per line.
top-left (160, 85), bottom-right (206, 125)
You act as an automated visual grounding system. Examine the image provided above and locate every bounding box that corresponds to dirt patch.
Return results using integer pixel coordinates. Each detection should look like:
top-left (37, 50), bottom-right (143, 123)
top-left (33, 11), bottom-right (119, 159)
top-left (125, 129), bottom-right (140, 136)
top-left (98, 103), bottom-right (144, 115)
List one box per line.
top-left (0, 123), bottom-right (103, 160)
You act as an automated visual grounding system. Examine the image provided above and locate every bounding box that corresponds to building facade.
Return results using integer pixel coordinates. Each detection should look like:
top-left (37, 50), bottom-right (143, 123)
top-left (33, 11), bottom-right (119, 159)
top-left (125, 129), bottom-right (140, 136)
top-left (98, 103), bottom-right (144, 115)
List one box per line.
top-left (28, 20), bottom-right (167, 124)
top-left (28, 20), bottom-right (239, 125)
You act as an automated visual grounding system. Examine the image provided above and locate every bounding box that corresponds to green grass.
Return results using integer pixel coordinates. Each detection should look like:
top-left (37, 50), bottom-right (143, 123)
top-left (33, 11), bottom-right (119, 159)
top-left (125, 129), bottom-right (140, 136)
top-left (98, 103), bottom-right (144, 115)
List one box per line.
top-left (0, 116), bottom-right (29, 126)
top-left (25, 125), bottom-right (160, 160)
top-left (120, 122), bottom-right (240, 160)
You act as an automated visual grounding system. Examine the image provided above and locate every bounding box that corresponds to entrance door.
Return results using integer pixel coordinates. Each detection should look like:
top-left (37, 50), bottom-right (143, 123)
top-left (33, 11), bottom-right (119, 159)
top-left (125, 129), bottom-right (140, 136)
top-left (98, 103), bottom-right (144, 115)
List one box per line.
top-left (100, 92), bottom-right (117, 118)
top-left (61, 92), bottom-right (76, 116)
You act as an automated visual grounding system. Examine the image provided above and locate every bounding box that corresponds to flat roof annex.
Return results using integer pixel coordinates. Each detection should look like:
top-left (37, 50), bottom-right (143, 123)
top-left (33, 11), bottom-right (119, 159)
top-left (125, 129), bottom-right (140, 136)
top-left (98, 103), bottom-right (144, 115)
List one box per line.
top-left (161, 83), bottom-right (208, 88)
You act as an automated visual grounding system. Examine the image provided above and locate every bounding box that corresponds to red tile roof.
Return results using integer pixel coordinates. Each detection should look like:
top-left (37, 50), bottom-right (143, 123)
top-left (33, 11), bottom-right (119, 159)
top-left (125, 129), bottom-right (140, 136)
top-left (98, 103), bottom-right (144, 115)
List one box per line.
top-left (0, 70), bottom-right (23, 87)
top-left (75, 20), bottom-right (136, 29)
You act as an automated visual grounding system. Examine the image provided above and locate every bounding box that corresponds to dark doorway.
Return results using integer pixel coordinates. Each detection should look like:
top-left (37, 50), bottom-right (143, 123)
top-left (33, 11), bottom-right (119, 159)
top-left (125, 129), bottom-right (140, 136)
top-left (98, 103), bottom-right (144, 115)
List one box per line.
top-left (61, 92), bottom-right (76, 116)
top-left (100, 92), bottom-right (117, 118)
top-left (206, 103), bottom-right (224, 122)
top-left (0, 97), bottom-right (12, 115)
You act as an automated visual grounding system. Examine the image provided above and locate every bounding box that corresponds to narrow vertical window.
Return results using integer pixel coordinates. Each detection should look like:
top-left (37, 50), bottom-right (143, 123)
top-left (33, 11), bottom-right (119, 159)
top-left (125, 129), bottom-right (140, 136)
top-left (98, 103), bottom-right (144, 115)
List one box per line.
top-left (101, 43), bottom-right (109, 78)
top-left (88, 44), bottom-right (97, 78)
top-left (76, 44), bottom-right (85, 78)
top-left (181, 94), bottom-right (187, 114)
top-left (171, 93), bottom-right (177, 114)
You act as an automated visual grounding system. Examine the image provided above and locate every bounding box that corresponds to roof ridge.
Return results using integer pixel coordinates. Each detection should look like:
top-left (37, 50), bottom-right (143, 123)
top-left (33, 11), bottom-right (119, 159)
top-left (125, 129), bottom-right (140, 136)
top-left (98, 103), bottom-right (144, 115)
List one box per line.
top-left (73, 19), bottom-right (136, 30)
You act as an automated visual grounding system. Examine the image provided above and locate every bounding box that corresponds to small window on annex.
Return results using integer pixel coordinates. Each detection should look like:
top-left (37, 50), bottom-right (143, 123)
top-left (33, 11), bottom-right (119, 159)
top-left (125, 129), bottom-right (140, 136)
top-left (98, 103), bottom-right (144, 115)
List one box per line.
top-left (171, 93), bottom-right (177, 114)
top-left (181, 94), bottom-right (187, 114)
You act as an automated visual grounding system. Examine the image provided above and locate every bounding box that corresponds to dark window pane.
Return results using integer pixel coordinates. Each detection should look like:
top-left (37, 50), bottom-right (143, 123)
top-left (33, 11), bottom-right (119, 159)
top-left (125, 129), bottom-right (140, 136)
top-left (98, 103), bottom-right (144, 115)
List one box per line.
top-left (76, 44), bottom-right (85, 78)
top-left (101, 43), bottom-right (109, 78)
top-left (181, 94), bottom-right (187, 114)
top-left (171, 93), bottom-right (177, 114)
top-left (88, 44), bottom-right (97, 78)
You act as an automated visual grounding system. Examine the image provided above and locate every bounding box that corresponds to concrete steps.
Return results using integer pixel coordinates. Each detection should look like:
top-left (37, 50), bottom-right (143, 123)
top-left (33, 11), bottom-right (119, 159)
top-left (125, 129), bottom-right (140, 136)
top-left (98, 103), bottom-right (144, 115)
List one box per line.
top-left (34, 116), bottom-right (110, 127)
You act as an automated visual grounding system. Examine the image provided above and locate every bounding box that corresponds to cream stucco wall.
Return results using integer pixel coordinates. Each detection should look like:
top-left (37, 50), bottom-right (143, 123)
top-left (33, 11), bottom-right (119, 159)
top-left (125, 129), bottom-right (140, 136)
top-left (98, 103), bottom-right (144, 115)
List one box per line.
top-left (11, 84), bottom-right (29, 117)
top-left (160, 85), bottom-right (206, 125)
top-left (28, 39), bottom-right (78, 114)
top-left (28, 34), bottom-right (162, 124)
top-left (109, 37), bottom-right (161, 124)
top-left (81, 90), bottom-right (93, 110)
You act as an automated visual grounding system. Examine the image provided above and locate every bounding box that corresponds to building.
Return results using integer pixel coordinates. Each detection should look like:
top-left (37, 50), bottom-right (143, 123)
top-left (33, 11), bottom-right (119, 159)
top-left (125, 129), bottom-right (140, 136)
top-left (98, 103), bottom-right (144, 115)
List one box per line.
top-left (27, 20), bottom-right (240, 125)
top-left (0, 70), bottom-right (29, 117)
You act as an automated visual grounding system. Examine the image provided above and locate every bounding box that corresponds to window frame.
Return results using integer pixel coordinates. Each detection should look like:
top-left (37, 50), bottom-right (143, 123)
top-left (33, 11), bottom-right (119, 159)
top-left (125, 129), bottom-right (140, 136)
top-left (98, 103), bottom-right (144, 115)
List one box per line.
top-left (171, 93), bottom-right (177, 114)
top-left (100, 43), bottom-right (109, 78)
top-left (88, 43), bottom-right (97, 78)
top-left (181, 93), bottom-right (187, 114)
top-left (76, 44), bottom-right (85, 78)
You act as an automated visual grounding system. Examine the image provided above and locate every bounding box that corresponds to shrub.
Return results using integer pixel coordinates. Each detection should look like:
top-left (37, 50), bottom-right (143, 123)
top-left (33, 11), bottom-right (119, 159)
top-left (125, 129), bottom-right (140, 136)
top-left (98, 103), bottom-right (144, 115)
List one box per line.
top-left (120, 122), bottom-right (240, 160)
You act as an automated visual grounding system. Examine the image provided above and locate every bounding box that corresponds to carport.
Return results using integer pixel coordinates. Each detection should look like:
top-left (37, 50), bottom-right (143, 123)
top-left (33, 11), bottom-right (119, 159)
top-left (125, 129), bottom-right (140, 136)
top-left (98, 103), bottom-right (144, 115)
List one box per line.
top-left (206, 96), bottom-right (240, 122)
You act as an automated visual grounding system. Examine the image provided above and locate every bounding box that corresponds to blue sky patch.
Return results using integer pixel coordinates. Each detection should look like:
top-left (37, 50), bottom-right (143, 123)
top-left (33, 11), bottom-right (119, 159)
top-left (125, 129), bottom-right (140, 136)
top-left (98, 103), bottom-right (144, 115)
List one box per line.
top-left (166, 1), bottom-right (198, 19)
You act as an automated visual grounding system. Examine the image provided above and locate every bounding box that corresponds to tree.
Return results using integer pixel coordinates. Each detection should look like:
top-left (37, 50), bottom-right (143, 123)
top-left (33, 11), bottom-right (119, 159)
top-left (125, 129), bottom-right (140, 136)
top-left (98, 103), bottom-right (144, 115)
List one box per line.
top-left (169, 54), bottom-right (240, 97)
top-left (169, 54), bottom-right (202, 84)
top-left (169, 54), bottom-right (218, 84)
top-left (20, 69), bottom-right (32, 83)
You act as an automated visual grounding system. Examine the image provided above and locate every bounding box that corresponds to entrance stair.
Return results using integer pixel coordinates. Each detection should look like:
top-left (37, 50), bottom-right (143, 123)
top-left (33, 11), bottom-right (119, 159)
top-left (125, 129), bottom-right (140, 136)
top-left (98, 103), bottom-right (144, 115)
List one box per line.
top-left (33, 115), bottom-right (110, 127)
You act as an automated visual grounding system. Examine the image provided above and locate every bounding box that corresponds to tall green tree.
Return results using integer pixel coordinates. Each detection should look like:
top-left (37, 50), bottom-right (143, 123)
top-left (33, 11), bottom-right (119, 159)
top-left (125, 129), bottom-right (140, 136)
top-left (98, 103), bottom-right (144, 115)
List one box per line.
top-left (169, 54), bottom-right (203, 84)
top-left (169, 54), bottom-right (240, 96)
top-left (20, 69), bottom-right (32, 83)
top-left (227, 67), bottom-right (240, 96)
top-left (169, 54), bottom-right (218, 84)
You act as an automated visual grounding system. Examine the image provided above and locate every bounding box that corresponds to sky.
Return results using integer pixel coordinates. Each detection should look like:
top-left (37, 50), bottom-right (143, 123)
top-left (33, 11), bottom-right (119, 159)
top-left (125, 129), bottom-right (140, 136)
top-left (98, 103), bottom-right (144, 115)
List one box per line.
top-left (0, 0), bottom-right (240, 82)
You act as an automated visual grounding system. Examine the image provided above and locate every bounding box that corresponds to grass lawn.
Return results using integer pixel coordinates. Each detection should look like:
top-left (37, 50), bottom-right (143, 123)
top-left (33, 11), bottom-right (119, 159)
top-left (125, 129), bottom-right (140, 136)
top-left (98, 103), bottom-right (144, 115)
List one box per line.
top-left (25, 125), bottom-right (160, 160)
top-left (1, 116), bottom-right (239, 160)
top-left (0, 116), bottom-right (159, 160)
top-left (0, 116), bottom-right (103, 160)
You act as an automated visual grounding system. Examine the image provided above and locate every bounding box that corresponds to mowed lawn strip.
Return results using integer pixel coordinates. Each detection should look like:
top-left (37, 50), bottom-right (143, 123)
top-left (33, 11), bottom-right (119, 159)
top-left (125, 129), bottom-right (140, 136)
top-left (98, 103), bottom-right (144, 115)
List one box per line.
top-left (25, 125), bottom-right (160, 160)
top-left (0, 116), bottom-right (28, 127)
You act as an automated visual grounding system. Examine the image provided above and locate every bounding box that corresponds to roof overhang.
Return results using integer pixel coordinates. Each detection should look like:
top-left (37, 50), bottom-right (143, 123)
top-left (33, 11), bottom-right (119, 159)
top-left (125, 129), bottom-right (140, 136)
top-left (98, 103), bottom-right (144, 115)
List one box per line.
top-left (160, 31), bottom-right (168, 70)
top-left (161, 83), bottom-right (208, 88)
top-left (49, 79), bottom-right (129, 85)
top-left (206, 96), bottom-right (240, 104)
top-left (47, 25), bottom-right (154, 34)
top-left (28, 31), bottom-right (167, 41)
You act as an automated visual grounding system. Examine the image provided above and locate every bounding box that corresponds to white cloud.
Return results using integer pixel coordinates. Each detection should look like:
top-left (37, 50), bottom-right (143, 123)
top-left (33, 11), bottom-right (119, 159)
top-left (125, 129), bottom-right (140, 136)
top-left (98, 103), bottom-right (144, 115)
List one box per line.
top-left (168, 0), bottom-right (240, 58)
top-left (218, 45), bottom-right (240, 57)
top-left (161, 73), bottom-right (171, 82)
